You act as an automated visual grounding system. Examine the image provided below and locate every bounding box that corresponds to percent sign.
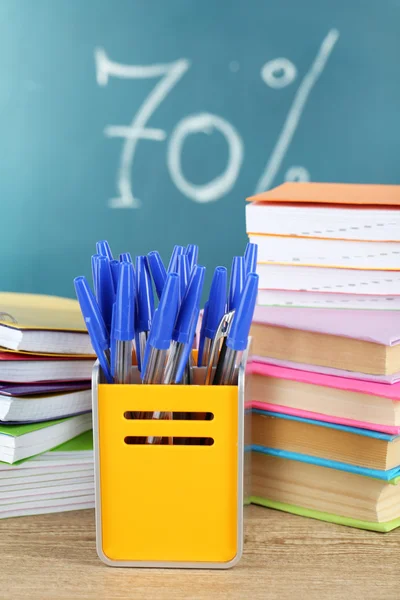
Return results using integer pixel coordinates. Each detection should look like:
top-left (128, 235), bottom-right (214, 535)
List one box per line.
top-left (95, 28), bottom-right (339, 208)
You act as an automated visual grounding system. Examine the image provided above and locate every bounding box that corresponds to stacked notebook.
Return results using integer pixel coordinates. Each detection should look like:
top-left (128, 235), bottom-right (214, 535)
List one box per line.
top-left (246, 182), bottom-right (400, 310)
top-left (0, 430), bottom-right (94, 519)
top-left (246, 182), bottom-right (400, 531)
top-left (0, 293), bottom-right (95, 518)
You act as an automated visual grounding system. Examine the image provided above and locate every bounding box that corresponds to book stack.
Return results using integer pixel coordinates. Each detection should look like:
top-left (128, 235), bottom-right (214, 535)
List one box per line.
top-left (245, 182), bottom-right (400, 532)
top-left (0, 292), bottom-right (95, 518)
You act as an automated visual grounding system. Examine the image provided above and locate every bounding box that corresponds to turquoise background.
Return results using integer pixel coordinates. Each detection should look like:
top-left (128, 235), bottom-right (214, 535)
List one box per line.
top-left (0, 0), bottom-right (399, 298)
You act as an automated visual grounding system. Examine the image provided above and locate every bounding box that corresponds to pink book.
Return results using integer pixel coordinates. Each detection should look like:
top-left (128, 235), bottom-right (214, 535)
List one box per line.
top-left (249, 361), bottom-right (400, 434)
top-left (253, 306), bottom-right (400, 346)
top-left (251, 356), bottom-right (400, 384)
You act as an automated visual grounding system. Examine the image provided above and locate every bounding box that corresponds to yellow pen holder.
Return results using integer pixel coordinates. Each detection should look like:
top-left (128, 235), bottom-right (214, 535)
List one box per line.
top-left (92, 357), bottom-right (247, 568)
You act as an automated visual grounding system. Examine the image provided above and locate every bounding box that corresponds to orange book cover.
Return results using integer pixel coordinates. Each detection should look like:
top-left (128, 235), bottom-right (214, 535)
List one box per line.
top-left (247, 182), bottom-right (400, 206)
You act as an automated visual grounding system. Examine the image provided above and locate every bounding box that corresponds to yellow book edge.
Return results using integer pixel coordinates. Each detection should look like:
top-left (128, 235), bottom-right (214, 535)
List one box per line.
top-left (0, 348), bottom-right (95, 359)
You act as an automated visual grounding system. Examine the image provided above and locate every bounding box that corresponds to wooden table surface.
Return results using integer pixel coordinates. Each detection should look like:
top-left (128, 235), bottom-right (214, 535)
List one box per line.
top-left (0, 506), bottom-right (399, 600)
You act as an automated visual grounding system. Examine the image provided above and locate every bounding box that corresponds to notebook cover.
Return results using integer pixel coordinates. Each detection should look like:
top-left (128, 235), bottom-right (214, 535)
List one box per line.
top-left (0, 410), bottom-right (91, 426)
top-left (251, 357), bottom-right (400, 384)
top-left (249, 361), bottom-right (400, 400)
top-left (0, 430), bottom-right (94, 466)
top-left (252, 306), bottom-right (400, 346)
top-left (0, 382), bottom-right (91, 397)
top-left (250, 497), bottom-right (400, 532)
top-left (0, 415), bottom-right (87, 438)
top-left (247, 182), bottom-right (400, 206)
top-left (51, 430), bottom-right (93, 452)
top-left (252, 445), bottom-right (400, 480)
top-left (0, 292), bottom-right (87, 332)
top-left (252, 409), bottom-right (398, 440)
top-left (251, 401), bottom-right (400, 435)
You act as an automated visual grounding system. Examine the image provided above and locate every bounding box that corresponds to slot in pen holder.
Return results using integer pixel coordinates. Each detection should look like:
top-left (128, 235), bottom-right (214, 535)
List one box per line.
top-left (92, 350), bottom-right (248, 569)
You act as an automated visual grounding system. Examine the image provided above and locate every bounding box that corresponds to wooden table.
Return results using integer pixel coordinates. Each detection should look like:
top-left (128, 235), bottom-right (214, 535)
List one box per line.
top-left (0, 506), bottom-right (399, 600)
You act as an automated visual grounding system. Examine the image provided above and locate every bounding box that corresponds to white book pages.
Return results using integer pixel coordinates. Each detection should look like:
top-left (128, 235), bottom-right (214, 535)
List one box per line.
top-left (0, 360), bottom-right (93, 383)
top-left (257, 290), bottom-right (400, 310)
top-left (256, 264), bottom-right (400, 295)
top-left (248, 234), bottom-right (400, 269)
top-left (246, 203), bottom-right (400, 241)
top-left (0, 497), bottom-right (95, 519)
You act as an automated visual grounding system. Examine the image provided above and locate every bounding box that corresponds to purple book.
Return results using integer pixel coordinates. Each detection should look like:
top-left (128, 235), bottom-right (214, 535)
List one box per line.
top-left (0, 381), bottom-right (91, 397)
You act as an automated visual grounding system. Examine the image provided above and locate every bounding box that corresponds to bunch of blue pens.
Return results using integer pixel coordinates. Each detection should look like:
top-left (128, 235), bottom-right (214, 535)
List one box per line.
top-left (74, 241), bottom-right (258, 443)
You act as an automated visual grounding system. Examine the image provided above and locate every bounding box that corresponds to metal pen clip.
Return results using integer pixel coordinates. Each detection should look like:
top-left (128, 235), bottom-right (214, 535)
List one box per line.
top-left (204, 310), bottom-right (235, 385)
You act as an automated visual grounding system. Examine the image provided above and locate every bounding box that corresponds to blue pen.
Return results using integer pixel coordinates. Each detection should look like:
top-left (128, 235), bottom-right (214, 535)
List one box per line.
top-left (174, 306), bottom-right (200, 385)
top-left (109, 259), bottom-right (120, 292)
top-left (95, 255), bottom-right (115, 333)
top-left (110, 302), bottom-right (116, 377)
top-left (96, 240), bottom-right (113, 261)
top-left (91, 254), bottom-right (101, 298)
top-left (213, 273), bottom-right (258, 385)
top-left (112, 262), bottom-right (135, 384)
top-left (185, 244), bottom-right (198, 272)
top-left (135, 256), bottom-right (155, 372)
top-left (119, 252), bottom-right (133, 263)
top-left (198, 266), bottom-right (227, 367)
top-left (74, 276), bottom-right (113, 383)
top-left (147, 251), bottom-right (167, 300)
top-left (197, 301), bottom-right (209, 367)
top-left (141, 273), bottom-right (179, 384)
top-left (244, 242), bottom-right (258, 275)
top-left (167, 245), bottom-right (185, 273)
top-left (228, 256), bottom-right (245, 311)
top-left (163, 265), bottom-right (205, 384)
top-left (176, 254), bottom-right (190, 304)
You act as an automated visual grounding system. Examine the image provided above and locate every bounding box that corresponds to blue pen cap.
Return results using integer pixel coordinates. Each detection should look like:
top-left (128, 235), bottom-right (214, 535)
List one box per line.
top-left (113, 262), bottom-right (135, 341)
top-left (204, 266), bottom-right (227, 339)
top-left (228, 256), bottom-right (245, 312)
top-left (95, 256), bottom-right (115, 332)
top-left (135, 255), bottom-right (155, 332)
top-left (167, 245), bottom-right (185, 273)
top-left (149, 273), bottom-right (179, 350)
top-left (227, 273), bottom-right (259, 352)
top-left (74, 276), bottom-right (109, 349)
top-left (173, 265), bottom-right (205, 344)
top-left (119, 252), bottom-right (133, 264)
top-left (185, 244), bottom-right (199, 271)
top-left (147, 251), bottom-right (167, 299)
top-left (96, 240), bottom-right (113, 261)
top-left (177, 254), bottom-right (190, 303)
top-left (244, 242), bottom-right (258, 275)
top-left (109, 259), bottom-right (120, 292)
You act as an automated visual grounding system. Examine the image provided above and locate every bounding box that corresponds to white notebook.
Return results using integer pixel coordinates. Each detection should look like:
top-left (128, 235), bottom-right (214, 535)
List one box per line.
top-left (256, 264), bottom-right (400, 295)
top-left (248, 234), bottom-right (400, 270)
top-left (246, 203), bottom-right (400, 241)
top-left (257, 290), bottom-right (400, 310)
top-left (0, 389), bottom-right (91, 422)
top-left (0, 356), bottom-right (94, 383)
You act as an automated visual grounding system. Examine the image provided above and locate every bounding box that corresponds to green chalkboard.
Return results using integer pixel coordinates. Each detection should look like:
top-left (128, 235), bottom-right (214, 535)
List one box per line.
top-left (0, 0), bottom-right (399, 297)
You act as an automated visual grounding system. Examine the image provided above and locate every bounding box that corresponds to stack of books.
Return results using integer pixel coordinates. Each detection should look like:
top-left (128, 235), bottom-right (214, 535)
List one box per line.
top-left (0, 292), bottom-right (95, 518)
top-left (245, 182), bottom-right (400, 532)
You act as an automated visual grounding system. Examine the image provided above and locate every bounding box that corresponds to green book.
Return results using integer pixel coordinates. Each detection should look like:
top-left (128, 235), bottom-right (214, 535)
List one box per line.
top-left (0, 413), bottom-right (92, 464)
top-left (51, 430), bottom-right (93, 453)
top-left (252, 497), bottom-right (400, 533)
